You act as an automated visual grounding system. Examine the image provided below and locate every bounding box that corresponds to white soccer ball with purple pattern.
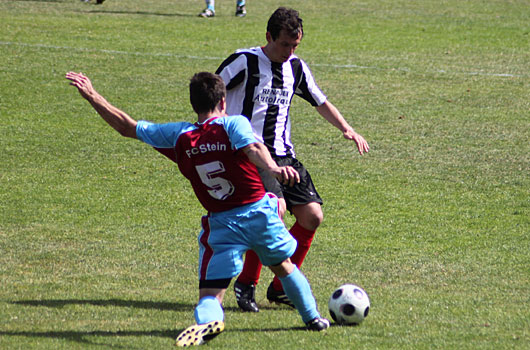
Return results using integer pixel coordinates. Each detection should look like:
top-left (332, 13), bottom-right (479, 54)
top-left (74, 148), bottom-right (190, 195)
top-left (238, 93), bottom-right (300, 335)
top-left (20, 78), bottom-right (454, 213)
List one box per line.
top-left (328, 284), bottom-right (370, 325)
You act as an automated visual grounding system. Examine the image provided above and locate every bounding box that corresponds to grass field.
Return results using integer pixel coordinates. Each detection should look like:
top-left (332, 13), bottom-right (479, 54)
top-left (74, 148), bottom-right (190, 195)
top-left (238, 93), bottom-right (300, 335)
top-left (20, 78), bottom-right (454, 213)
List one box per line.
top-left (1, 0), bottom-right (528, 349)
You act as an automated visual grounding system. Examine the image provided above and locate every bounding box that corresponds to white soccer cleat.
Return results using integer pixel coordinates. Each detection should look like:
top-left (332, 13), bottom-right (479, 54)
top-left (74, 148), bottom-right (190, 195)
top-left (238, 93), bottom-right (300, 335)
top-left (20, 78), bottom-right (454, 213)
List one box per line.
top-left (198, 8), bottom-right (215, 18)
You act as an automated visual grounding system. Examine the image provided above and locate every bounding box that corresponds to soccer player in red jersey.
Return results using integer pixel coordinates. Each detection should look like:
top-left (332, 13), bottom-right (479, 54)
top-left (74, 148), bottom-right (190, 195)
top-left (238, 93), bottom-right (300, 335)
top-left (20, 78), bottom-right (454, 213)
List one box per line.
top-left (66, 71), bottom-right (329, 346)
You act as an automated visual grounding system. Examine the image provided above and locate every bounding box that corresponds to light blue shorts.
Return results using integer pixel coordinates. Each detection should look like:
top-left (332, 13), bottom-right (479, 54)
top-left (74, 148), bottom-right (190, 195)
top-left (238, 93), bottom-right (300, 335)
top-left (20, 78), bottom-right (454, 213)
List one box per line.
top-left (197, 194), bottom-right (297, 281)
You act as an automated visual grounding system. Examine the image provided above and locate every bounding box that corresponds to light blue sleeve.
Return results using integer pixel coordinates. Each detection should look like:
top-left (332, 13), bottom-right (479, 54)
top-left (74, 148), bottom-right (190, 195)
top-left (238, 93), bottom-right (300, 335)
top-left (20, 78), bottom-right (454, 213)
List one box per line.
top-left (221, 115), bottom-right (258, 150)
top-left (136, 120), bottom-right (194, 148)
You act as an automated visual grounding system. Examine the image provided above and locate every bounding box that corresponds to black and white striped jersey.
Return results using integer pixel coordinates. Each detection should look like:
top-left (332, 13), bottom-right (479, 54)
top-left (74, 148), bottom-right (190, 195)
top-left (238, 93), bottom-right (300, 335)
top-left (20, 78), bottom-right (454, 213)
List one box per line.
top-left (216, 47), bottom-right (327, 157)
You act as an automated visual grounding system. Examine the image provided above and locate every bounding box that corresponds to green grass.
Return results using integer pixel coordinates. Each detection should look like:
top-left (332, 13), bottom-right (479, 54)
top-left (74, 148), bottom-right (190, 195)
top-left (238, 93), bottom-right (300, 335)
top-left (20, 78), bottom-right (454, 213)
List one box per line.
top-left (1, 0), bottom-right (528, 349)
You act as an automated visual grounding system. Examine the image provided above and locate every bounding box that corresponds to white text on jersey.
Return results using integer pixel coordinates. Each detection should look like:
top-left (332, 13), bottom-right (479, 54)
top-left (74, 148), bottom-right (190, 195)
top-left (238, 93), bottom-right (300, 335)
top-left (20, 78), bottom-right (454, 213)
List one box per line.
top-left (185, 142), bottom-right (227, 158)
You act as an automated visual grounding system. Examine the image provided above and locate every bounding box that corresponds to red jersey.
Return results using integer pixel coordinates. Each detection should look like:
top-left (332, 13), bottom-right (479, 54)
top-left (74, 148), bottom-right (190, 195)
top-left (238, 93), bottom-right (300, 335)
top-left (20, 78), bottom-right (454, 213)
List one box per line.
top-left (136, 116), bottom-right (266, 212)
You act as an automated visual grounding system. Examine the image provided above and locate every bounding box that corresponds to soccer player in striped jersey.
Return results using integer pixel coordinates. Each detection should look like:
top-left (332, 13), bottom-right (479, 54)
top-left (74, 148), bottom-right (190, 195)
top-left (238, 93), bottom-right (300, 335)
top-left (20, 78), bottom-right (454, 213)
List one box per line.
top-left (66, 71), bottom-right (329, 346)
top-left (215, 7), bottom-right (370, 312)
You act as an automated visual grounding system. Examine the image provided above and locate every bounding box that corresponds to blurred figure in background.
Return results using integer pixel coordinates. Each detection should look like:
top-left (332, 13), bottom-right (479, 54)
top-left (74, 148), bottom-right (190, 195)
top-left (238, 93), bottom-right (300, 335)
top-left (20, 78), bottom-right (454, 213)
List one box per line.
top-left (199, 0), bottom-right (247, 18)
top-left (80, 0), bottom-right (106, 4)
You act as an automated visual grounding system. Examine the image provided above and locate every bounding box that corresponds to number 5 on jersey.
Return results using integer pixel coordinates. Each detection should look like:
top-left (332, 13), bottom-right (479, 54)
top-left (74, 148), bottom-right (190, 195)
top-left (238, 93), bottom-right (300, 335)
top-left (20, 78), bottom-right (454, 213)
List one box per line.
top-left (196, 161), bottom-right (235, 200)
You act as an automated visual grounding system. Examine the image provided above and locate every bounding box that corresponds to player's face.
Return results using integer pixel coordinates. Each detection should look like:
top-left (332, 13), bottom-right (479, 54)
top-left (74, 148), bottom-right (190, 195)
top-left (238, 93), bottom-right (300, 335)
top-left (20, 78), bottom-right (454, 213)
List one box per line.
top-left (265, 29), bottom-right (302, 63)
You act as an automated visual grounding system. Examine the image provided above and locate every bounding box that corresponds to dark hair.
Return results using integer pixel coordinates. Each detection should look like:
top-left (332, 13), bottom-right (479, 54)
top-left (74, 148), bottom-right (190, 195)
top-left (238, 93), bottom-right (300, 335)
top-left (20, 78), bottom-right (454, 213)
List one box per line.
top-left (189, 72), bottom-right (226, 114)
top-left (267, 7), bottom-right (303, 41)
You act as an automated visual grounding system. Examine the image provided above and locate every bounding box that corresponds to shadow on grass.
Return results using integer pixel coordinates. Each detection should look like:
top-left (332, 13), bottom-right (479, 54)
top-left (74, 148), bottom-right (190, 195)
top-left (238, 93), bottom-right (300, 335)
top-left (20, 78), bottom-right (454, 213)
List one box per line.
top-left (0, 326), bottom-right (307, 343)
top-left (12, 0), bottom-right (64, 3)
top-left (0, 326), bottom-right (306, 348)
top-left (11, 0), bottom-right (194, 17)
top-left (83, 10), bottom-right (194, 17)
top-left (4, 299), bottom-right (186, 346)
top-left (11, 299), bottom-right (189, 311)
top-left (13, 299), bottom-right (294, 313)
top-left (4, 299), bottom-right (311, 346)
top-left (0, 329), bottom-right (179, 348)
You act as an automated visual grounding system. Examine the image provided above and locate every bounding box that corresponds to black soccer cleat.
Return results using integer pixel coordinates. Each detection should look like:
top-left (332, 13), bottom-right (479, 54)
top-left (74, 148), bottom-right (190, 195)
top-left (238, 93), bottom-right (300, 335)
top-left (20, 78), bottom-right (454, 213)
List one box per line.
top-left (305, 317), bottom-right (330, 331)
top-left (235, 5), bottom-right (247, 17)
top-left (266, 282), bottom-right (295, 308)
top-left (96, 0), bottom-right (105, 4)
top-left (234, 281), bottom-right (259, 312)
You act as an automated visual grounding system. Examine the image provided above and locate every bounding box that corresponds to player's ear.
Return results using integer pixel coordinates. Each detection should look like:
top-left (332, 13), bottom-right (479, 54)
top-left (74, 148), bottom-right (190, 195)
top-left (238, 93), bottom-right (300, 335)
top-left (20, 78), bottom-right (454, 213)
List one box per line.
top-left (266, 31), bottom-right (273, 44)
top-left (218, 97), bottom-right (226, 114)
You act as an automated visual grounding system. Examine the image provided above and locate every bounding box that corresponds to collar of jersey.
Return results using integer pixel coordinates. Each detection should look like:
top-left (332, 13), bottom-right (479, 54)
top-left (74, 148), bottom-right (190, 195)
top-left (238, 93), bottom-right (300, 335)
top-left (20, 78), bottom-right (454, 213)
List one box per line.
top-left (196, 115), bottom-right (221, 127)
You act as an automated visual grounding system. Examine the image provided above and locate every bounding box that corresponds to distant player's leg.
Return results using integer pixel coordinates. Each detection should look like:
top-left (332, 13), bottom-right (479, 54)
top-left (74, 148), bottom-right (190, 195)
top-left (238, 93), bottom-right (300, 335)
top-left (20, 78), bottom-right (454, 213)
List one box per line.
top-left (235, 0), bottom-right (246, 17)
top-left (199, 0), bottom-right (215, 17)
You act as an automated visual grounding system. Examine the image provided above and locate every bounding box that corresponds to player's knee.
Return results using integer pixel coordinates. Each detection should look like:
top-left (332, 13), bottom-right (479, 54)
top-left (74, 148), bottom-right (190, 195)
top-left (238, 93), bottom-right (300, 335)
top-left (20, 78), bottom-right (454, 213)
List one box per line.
top-left (294, 204), bottom-right (323, 230)
top-left (306, 214), bottom-right (323, 231)
top-left (269, 259), bottom-right (294, 278)
top-left (311, 208), bottom-right (324, 227)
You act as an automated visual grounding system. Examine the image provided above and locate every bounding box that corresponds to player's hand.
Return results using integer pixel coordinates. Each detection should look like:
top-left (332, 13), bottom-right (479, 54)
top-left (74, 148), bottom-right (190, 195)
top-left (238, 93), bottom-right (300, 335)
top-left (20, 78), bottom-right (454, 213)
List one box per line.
top-left (273, 166), bottom-right (300, 187)
top-left (343, 128), bottom-right (370, 155)
top-left (65, 71), bottom-right (95, 100)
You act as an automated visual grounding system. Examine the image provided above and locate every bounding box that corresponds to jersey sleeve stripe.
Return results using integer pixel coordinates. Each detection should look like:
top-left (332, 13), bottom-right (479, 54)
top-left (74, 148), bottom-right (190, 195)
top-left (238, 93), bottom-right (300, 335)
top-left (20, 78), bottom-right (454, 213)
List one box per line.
top-left (294, 59), bottom-right (326, 106)
top-left (215, 53), bottom-right (241, 75)
top-left (226, 70), bottom-right (245, 90)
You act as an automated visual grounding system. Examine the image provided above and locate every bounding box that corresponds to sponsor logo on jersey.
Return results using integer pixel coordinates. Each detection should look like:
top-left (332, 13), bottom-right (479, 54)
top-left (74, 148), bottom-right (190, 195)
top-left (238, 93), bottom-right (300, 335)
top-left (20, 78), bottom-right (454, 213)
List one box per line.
top-left (254, 88), bottom-right (291, 106)
top-left (185, 142), bottom-right (227, 158)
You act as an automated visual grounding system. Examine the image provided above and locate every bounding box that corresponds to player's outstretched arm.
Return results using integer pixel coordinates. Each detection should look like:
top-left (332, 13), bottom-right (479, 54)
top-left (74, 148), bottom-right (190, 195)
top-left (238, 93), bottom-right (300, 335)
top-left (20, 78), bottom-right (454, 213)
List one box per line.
top-left (242, 142), bottom-right (300, 187)
top-left (315, 100), bottom-right (370, 155)
top-left (65, 72), bottom-right (137, 139)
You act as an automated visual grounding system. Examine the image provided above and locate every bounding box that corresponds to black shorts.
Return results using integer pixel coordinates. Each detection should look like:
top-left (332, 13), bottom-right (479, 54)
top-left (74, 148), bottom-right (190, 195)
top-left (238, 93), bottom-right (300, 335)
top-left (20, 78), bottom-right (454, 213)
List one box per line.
top-left (258, 156), bottom-right (323, 212)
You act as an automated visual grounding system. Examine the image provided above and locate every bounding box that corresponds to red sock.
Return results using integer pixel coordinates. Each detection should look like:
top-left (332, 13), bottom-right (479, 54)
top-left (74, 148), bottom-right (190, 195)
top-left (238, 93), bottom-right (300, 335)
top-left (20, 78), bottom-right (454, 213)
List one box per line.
top-left (272, 221), bottom-right (316, 291)
top-left (237, 250), bottom-right (263, 285)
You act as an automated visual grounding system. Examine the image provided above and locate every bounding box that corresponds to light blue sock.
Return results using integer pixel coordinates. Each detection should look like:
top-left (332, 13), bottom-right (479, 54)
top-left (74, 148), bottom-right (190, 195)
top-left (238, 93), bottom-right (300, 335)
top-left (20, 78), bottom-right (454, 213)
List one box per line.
top-left (237, 0), bottom-right (245, 6)
top-left (205, 0), bottom-right (215, 11)
top-left (279, 266), bottom-right (320, 323)
top-left (194, 296), bottom-right (224, 324)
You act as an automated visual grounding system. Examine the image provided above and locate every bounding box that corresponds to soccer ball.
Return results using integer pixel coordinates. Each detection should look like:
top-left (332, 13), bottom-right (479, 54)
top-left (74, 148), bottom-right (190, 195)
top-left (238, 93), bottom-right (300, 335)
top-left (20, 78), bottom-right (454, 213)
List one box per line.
top-left (328, 284), bottom-right (370, 325)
